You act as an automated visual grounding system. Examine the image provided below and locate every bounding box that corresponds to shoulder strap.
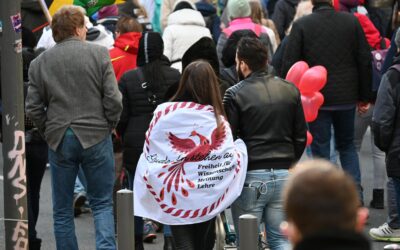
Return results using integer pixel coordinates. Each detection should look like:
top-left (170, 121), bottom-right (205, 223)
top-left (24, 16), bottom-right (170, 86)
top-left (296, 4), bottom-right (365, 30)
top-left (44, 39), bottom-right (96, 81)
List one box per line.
top-left (136, 66), bottom-right (145, 85)
top-left (137, 67), bottom-right (158, 107)
top-left (380, 38), bottom-right (387, 49)
top-left (389, 64), bottom-right (400, 72)
top-left (224, 24), bottom-right (262, 38)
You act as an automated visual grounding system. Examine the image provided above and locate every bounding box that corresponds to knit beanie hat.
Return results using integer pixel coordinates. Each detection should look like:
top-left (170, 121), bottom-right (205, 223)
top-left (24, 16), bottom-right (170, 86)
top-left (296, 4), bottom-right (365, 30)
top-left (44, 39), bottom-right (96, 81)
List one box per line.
top-left (227, 0), bottom-right (251, 20)
top-left (137, 32), bottom-right (164, 66)
top-left (182, 37), bottom-right (219, 75)
top-left (98, 5), bottom-right (119, 19)
top-left (173, 0), bottom-right (197, 12)
top-left (395, 28), bottom-right (400, 49)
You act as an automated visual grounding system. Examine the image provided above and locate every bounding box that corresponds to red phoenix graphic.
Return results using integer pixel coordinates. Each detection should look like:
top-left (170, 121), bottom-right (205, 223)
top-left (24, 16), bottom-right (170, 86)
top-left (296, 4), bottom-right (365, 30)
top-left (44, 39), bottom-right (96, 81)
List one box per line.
top-left (157, 124), bottom-right (226, 205)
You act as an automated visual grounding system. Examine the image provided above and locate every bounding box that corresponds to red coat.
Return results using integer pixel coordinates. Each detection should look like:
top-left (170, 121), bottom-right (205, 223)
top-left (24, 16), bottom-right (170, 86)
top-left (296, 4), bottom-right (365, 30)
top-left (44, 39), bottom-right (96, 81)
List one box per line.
top-left (333, 0), bottom-right (390, 49)
top-left (354, 13), bottom-right (390, 49)
top-left (109, 32), bottom-right (142, 81)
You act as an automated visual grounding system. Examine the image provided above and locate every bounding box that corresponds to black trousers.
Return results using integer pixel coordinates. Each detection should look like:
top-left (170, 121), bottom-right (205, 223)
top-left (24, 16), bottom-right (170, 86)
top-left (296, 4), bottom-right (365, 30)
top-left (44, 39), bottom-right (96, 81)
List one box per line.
top-left (170, 218), bottom-right (216, 250)
top-left (26, 143), bottom-right (47, 243)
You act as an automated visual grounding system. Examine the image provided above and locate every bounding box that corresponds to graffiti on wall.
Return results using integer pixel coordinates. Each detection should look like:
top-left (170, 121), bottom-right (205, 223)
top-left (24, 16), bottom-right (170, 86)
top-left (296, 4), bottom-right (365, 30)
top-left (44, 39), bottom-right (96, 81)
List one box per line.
top-left (6, 130), bottom-right (28, 249)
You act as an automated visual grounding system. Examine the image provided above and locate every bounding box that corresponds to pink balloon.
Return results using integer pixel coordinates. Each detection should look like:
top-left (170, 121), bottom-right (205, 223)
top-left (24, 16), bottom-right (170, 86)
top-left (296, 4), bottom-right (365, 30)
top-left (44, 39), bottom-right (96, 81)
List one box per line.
top-left (301, 92), bottom-right (325, 122)
top-left (313, 92), bottom-right (324, 108)
top-left (306, 131), bottom-right (313, 146)
top-left (286, 61), bottom-right (309, 87)
top-left (299, 66), bottom-right (327, 94)
top-left (301, 95), bottom-right (318, 122)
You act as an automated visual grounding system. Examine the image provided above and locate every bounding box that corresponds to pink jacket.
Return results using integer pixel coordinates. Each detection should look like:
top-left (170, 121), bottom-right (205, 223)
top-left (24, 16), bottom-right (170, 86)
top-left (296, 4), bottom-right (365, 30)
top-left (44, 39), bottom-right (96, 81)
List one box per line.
top-left (223, 17), bottom-right (265, 37)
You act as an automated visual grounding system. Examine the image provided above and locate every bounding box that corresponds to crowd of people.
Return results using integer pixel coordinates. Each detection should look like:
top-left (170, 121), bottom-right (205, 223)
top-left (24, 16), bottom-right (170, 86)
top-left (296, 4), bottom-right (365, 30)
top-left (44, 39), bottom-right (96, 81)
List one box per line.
top-left (2, 0), bottom-right (400, 248)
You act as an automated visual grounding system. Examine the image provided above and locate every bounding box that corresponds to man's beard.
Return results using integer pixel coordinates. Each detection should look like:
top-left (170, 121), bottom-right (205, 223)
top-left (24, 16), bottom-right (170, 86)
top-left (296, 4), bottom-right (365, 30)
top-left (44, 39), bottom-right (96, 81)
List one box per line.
top-left (237, 67), bottom-right (245, 81)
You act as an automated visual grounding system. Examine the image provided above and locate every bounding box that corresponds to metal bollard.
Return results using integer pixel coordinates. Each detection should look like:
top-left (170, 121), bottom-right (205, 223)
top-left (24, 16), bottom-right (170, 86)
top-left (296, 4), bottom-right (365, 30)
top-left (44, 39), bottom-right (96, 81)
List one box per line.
top-left (239, 214), bottom-right (258, 250)
top-left (117, 189), bottom-right (135, 250)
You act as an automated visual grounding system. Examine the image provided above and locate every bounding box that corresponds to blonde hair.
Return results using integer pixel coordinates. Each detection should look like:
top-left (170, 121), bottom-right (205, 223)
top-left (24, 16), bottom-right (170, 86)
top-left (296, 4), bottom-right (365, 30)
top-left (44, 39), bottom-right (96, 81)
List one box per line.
top-left (249, 1), bottom-right (264, 24)
top-left (132, 0), bottom-right (148, 18)
top-left (286, 0), bottom-right (313, 35)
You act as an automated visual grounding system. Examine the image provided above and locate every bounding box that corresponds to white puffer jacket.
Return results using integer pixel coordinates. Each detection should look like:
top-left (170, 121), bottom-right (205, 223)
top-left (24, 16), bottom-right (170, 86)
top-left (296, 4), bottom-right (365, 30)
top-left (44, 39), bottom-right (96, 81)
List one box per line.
top-left (162, 8), bottom-right (211, 72)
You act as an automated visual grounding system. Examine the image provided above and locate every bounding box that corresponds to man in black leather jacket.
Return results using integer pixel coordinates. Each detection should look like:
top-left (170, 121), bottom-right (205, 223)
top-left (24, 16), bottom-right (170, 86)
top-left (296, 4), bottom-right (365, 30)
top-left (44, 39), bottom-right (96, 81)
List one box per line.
top-left (223, 37), bottom-right (307, 250)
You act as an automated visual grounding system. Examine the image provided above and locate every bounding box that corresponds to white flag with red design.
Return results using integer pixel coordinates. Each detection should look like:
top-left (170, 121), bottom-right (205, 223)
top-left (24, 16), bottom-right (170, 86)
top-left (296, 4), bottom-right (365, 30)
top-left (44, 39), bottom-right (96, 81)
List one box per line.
top-left (134, 102), bottom-right (248, 225)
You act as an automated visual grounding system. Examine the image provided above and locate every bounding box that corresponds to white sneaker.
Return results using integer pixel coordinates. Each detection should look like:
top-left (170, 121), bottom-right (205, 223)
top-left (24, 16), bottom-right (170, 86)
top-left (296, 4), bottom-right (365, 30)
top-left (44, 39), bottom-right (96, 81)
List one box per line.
top-left (384, 244), bottom-right (400, 249)
top-left (370, 223), bottom-right (400, 242)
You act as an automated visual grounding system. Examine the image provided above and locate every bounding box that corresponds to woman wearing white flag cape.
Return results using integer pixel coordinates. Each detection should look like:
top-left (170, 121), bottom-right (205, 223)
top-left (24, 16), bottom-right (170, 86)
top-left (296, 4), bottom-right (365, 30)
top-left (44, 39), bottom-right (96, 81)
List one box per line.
top-left (134, 60), bottom-right (248, 249)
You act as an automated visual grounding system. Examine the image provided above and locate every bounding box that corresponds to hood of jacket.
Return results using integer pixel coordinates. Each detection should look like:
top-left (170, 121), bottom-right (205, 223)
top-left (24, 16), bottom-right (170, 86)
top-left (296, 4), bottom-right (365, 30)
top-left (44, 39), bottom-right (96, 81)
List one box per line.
top-left (313, 2), bottom-right (335, 12)
top-left (86, 24), bottom-right (114, 48)
top-left (113, 32), bottom-right (142, 54)
top-left (393, 54), bottom-right (400, 65)
top-left (172, 0), bottom-right (197, 10)
top-left (195, 1), bottom-right (217, 16)
top-left (167, 8), bottom-right (206, 27)
top-left (339, 0), bottom-right (361, 11)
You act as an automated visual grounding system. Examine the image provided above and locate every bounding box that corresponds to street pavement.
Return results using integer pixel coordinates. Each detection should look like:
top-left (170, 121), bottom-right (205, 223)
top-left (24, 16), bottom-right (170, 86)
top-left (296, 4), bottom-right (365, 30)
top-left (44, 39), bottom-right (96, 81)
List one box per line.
top-left (0, 129), bottom-right (393, 249)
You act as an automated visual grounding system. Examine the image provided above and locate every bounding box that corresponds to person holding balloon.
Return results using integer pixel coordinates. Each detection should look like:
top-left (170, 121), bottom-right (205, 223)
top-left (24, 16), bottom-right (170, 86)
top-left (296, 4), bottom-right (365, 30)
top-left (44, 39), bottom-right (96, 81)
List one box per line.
top-left (282, 0), bottom-right (374, 205)
top-left (286, 62), bottom-right (327, 146)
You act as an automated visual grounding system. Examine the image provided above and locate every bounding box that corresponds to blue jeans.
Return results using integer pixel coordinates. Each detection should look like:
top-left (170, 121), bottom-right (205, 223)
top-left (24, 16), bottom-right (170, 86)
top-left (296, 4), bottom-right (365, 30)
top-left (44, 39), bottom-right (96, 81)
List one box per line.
top-left (164, 224), bottom-right (173, 237)
top-left (231, 169), bottom-right (290, 250)
top-left (388, 178), bottom-right (400, 229)
top-left (74, 168), bottom-right (87, 194)
top-left (307, 125), bottom-right (338, 162)
top-left (49, 132), bottom-right (116, 250)
top-left (354, 105), bottom-right (386, 189)
top-left (391, 177), bottom-right (400, 223)
top-left (308, 108), bottom-right (363, 202)
top-left (330, 126), bottom-right (338, 164)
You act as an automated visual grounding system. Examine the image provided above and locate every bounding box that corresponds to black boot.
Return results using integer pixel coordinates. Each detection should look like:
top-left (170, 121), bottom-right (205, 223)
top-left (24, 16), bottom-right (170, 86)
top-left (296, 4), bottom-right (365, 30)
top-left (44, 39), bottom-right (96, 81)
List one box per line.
top-left (29, 238), bottom-right (42, 250)
top-left (163, 235), bottom-right (176, 250)
top-left (370, 189), bottom-right (384, 209)
top-left (135, 234), bottom-right (144, 250)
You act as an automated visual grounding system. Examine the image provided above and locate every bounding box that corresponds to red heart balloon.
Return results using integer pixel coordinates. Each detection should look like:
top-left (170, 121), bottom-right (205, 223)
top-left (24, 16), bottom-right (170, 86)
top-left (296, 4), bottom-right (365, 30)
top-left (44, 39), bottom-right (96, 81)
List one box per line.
top-left (286, 61), bottom-right (309, 87)
top-left (313, 92), bottom-right (324, 108)
top-left (301, 92), bottom-right (325, 122)
top-left (301, 94), bottom-right (318, 122)
top-left (299, 66), bottom-right (327, 94)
